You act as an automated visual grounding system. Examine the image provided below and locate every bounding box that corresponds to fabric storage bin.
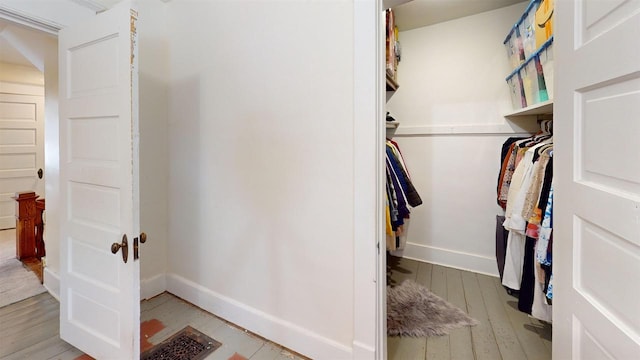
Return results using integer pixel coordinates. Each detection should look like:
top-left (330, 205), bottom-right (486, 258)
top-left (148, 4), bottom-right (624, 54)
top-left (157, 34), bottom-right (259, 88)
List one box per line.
top-left (519, 0), bottom-right (540, 60)
top-left (506, 70), bottom-right (527, 109)
top-left (538, 37), bottom-right (554, 99)
top-left (535, 0), bottom-right (554, 48)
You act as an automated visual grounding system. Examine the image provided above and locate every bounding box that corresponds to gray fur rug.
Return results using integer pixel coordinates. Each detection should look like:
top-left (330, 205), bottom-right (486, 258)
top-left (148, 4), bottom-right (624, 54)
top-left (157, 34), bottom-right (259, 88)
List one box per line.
top-left (387, 280), bottom-right (478, 337)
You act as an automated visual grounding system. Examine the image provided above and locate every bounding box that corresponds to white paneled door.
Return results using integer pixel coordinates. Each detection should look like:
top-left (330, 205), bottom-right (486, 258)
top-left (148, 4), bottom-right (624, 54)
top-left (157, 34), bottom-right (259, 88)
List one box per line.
top-left (555, 0), bottom-right (640, 358)
top-left (58, 2), bottom-right (140, 359)
top-left (0, 92), bottom-right (44, 229)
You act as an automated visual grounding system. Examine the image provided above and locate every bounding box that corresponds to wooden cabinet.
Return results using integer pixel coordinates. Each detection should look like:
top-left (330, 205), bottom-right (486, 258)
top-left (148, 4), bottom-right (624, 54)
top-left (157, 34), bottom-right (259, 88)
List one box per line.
top-left (13, 191), bottom-right (45, 260)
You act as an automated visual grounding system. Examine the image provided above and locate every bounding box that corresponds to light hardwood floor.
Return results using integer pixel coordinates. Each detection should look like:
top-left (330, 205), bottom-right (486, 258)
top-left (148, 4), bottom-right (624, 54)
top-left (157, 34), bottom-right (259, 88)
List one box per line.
top-left (0, 292), bottom-right (306, 360)
top-left (1, 256), bottom-right (550, 360)
top-left (387, 256), bottom-right (552, 360)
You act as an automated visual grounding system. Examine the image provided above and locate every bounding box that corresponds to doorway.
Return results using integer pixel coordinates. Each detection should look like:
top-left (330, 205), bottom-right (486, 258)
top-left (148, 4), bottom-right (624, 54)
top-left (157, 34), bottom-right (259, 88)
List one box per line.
top-left (0, 18), bottom-right (51, 307)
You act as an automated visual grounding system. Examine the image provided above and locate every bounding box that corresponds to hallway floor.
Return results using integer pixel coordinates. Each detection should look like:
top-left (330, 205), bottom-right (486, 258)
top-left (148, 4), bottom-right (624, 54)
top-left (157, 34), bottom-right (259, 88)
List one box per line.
top-left (387, 256), bottom-right (552, 360)
top-left (0, 229), bottom-right (46, 308)
top-left (0, 291), bottom-right (307, 360)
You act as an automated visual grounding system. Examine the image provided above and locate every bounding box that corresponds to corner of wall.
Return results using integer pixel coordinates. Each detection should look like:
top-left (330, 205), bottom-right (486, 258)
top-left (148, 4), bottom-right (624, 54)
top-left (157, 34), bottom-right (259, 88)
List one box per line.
top-left (141, 273), bottom-right (167, 300)
top-left (352, 341), bottom-right (376, 359)
top-left (138, 0), bottom-right (169, 289)
top-left (43, 267), bottom-right (60, 301)
top-left (43, 35), bottom-right (60, 279)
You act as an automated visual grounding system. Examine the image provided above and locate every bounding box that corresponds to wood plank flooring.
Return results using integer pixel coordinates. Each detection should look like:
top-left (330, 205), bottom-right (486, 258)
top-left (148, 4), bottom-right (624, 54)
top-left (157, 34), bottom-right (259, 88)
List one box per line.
top-left (387, 256), bottom-right (552, 360)
top-left (1, 256), bottom-right (551, 360)
top-left (0, 292), bottom-right (306, 360)
top-left (0, 293), bottom-right (80, 360)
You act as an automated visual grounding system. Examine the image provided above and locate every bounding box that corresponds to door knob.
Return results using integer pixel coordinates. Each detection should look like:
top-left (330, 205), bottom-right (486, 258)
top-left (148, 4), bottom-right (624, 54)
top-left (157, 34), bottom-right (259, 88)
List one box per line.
top-left (37, 168), bottom-right (43, 179)
top-left (111, 234), bottom-right (129, 263)
top-left (133, 232), bottom-right (147, 260)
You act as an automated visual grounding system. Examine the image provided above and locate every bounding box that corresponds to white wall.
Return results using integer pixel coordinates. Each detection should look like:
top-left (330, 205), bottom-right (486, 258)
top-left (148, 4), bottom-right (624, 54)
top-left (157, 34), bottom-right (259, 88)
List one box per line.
top-left (0, 62), bottom-right (43, 84)
top-left (386, 2), bottom-right (535, 275)
top-left (42, 36), bottom-right (60, 296)
top-left (166, 1), bottom-right (355, 358)
top-left (137, 0), bottom-right (169, 300)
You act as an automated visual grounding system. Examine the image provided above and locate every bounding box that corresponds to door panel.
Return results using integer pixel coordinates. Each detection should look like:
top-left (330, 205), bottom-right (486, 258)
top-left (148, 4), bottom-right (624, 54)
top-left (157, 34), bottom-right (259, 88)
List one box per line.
top-left (58, 2), bottom-right (140, 359)
top-left (579, 78), bottom-right (640, 191)
top-left (0, 93), bottom-right (44, 229)
top-left (555, 0), bottom-right (640, 358)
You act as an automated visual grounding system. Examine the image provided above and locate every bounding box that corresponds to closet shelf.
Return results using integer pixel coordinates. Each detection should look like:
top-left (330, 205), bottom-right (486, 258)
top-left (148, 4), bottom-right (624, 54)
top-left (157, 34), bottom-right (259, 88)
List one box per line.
top-left (505, 100), bottom-right (553, 117)
top-left (383, 0), bottom-right (413, 9)
top-left (386, 73), bottom-right (399, 91)
top-left (386, 121), bottom-right (399, 138)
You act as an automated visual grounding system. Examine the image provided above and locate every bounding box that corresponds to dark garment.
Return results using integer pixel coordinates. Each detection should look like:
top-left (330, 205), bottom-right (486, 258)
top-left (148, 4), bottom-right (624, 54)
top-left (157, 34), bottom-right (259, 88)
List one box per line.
top-left (386, 172), bottom-right (402, 229)
top-left (497, 217), bottom-right (518, 294)
top-left (386, 145), bottom-right (421, 207)
top-left (387, 141), bottom-right (422, 207)
top-left (397, 162), bottom-right (422, 207)
top-left (518, 236), bottom-right (537, 315)
top-left (386, 156), bottom-right (409, 225)
top-left (495, 215), bottom-right (510, 280)
top-left (542, 261), bottom-right (552, 305)
top-left (536, 157), bottom-right (553, 215)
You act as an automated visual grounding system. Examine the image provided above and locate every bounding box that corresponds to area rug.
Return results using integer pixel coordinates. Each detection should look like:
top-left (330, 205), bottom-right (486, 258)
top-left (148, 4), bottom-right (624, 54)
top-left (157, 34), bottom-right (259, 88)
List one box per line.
top-left (387, 279), bottom-right (478, 337)
top-left (0, 257), bottom-right (46, 308)
top-left (140, 326), bottom-right (221, 360)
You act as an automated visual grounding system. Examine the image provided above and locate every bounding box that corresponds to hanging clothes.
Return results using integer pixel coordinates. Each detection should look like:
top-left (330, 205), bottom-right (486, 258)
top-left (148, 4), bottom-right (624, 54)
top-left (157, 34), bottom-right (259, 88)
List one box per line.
top-left (385, 138), bottom-right (421, 255)
top-left (502, 140), bottom-right (550, 290)
top-left (496, 120), bottom-right (554, 322)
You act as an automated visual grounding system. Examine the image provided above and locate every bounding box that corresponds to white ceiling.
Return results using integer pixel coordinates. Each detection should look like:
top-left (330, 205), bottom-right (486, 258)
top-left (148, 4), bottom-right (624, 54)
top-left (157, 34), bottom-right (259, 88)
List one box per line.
top-left (393, 0), bottom-right (526, 31)
top-left (0, 0), bottom-right (525, 70)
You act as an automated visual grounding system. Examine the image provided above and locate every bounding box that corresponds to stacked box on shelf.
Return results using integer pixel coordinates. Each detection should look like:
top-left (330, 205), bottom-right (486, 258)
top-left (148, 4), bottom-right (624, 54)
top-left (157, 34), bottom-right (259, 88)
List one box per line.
top-left (538, 38), bottom-right (554, 99)
top-left (504, 26), bottom-right (524, 70)
top-left (503, 0), bottom-right (555, 110)
top-left (386, 9), bottom-right (399, 83)
top-left (519, 0), bottom-right (540, 61)
top-left (505, 36), bottom-right (554, 109)
top-left (506, 70), bottom-right (526, 110)
top-left (535, 0), bottom-right (554, 48)
top-left (521, 57), bottom-right (540, 106)
top-left (503, 0), bottom-right (543, 72)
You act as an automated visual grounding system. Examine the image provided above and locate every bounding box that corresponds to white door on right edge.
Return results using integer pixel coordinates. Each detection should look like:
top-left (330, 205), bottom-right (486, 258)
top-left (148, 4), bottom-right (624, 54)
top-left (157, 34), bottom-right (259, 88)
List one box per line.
top-left (554, 0), bottom-right (640, 358)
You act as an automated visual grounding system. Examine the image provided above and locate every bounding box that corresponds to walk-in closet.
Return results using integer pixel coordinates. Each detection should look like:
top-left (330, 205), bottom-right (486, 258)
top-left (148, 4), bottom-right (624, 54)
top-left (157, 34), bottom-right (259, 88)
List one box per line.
top-left (383, 0), bottom-right (556, 358)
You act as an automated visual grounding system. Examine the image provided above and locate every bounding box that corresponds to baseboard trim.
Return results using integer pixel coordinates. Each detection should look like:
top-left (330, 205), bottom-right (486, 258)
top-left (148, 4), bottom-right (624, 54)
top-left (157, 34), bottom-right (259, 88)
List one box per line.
top-left (166, 273), bottom-right (353, 360)
top-left (352, 341), bottom-right (376, 359)
top-left (141, 273), bottom-right (166, 300)
top-left (402, 242), bottom-right (500, 277)
top-left (43, 267), bottom-right (60, 301)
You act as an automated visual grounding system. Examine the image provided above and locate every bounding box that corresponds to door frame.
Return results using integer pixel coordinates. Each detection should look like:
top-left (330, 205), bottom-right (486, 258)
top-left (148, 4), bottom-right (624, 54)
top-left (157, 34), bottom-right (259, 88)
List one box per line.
top-left (0, 8), bottom-right (60, 299)
top-left (5, 2), bottom-right (389, 359)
